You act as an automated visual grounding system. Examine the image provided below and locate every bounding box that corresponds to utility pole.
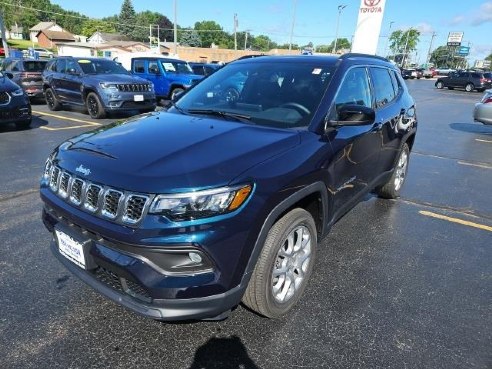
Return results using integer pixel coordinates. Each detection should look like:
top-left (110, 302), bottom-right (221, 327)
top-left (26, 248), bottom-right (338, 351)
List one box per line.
top-left (426, 31), bottom-right (436, 64)
top-left (244, 30), bottom-right (250, 50)
top-left (234, 13), bottom-right (238, 51)
top-left (402, 28), bottom-right (412, 67)
top-left (289, 0), bottom-right (298, 51)
top-left (333, 4), bottom-right (347, 54)
top-left (384, 21), bottom-right (394, 58)
top-left (173, 0), bottom-right (177, 55)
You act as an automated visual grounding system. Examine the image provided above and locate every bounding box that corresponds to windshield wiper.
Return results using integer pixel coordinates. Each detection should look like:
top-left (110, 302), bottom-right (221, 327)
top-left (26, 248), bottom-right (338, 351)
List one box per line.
top-left (187, 109), bottom-right (252, 123)
top-left (169, 100), bottom-right (188, 115)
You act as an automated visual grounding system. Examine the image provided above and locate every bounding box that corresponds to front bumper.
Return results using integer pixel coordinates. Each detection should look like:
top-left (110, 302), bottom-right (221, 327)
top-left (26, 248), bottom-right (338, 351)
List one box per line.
top-left (0, 98), bottom-right (31, 124)
top-left (40, 184), bottom-right (257, 320)
top-left (99, 90), bottom-right (156, 112)
top-left (473, 103), bottom-right (492, 125)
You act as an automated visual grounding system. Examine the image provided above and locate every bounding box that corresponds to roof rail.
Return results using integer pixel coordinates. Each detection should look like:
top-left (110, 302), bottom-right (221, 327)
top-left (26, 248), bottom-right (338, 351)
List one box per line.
top-left (339, 53), bottom-right (389, 62)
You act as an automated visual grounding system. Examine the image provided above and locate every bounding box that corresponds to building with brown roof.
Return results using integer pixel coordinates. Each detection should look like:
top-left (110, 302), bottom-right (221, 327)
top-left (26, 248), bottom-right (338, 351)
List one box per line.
top-left (36, 30), bottom-right (76, 48)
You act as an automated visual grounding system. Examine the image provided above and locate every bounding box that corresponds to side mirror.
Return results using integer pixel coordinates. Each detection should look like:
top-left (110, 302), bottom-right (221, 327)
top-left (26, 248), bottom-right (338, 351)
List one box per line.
top-left (328, 104), bottom-right (375, 127)
top-left (149, 68), bottom-right (161, 75)
top-left (67, 68), bottom-right (80, 75)
top-left (4, 72), bottom-right (14, 79)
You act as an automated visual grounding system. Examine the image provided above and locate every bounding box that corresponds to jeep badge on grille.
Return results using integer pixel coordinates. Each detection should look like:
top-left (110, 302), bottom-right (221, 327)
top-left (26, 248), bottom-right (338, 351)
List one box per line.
top-left (75, 165), bottom-right (91, 176)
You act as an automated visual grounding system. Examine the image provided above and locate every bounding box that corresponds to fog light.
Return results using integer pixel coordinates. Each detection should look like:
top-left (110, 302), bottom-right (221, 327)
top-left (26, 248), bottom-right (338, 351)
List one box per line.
top-left (188, 252), bottom-right (202, 263)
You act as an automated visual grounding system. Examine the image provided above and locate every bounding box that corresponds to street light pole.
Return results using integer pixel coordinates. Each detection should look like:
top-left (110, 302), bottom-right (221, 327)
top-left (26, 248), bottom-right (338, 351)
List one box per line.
top-left (289, 0), bottom-right (298, 51)
top-left (333, 4), bottom-right (347, 54)
top-left (384, 21), bottom-right (394, 58)
top-left (402, 28), bottom-right (412, 67)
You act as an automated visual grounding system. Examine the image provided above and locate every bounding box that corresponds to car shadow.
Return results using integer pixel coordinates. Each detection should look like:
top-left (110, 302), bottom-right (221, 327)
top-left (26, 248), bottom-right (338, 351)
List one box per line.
top-left (0, 116), bottom-right (48, 132)
top-left (188, 335), bottom-right (259, 369)
top-left (449, 122), bottom-right (492, 136)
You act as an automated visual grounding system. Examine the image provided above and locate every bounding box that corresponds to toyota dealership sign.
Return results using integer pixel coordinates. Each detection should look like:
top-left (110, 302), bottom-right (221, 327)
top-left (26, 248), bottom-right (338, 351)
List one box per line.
top-left (352, 0), bottom-right (387, 54)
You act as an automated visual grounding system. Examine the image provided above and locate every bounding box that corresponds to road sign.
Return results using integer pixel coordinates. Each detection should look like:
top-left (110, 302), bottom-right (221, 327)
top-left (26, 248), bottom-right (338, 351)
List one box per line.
top-left (456, 46), bottom-right (470, 56)
top-left (447, 32), bottom-right (463, 46)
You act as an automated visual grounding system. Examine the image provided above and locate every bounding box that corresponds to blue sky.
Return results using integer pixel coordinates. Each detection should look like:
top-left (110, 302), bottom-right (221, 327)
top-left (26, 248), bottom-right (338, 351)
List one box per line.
top-left (52, 0), bottom-right (492, 63)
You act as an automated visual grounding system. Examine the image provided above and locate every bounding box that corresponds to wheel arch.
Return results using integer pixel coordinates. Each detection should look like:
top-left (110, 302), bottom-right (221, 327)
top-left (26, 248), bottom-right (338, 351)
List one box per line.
top-left (239, 182), bottom-right (330, 289)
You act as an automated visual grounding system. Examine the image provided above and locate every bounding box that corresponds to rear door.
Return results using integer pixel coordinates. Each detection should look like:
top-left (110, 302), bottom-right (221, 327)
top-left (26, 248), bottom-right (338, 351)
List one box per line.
top-left (369, 66), bottom-right (405, 173)
top-left (62, 59), bottom-right (84, 104)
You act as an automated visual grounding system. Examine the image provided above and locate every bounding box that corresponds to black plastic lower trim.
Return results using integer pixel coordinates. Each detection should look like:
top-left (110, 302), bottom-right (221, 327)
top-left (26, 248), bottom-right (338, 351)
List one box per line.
top-left (50, 240), bottom-right (246, 321)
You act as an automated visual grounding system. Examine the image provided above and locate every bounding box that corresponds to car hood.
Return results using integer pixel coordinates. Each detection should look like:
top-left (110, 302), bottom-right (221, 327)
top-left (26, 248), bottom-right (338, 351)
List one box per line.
top-left (83, 73), bottom-right (150, 84)
top-left (55, 112), bottom-right (300, 193)
top-left (0, 75), bottom-right (21, 92)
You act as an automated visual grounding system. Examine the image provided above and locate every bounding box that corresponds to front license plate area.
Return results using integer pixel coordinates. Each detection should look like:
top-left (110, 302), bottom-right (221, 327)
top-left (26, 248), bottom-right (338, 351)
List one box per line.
top-left (55, 229), bottom-right (87, 269)
top-left (134, 94), bottom-right (144, 102)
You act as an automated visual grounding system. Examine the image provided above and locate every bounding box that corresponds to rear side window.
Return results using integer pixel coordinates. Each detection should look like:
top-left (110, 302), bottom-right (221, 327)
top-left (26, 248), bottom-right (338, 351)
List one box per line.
top-left (11, 61), bottom-right (21, 72)
top-left (56, 60), bottom-right (67, 73)
top-left (471, 73), bottom-right (481, 79)
top-left (370, 67), bottom-right (396, 108)
top-left (46, 60), bottom-right (56, 72)
top-left (389, 70), bottom-right (402, 96)
top-left (133, 60), bottom-right (145, 73)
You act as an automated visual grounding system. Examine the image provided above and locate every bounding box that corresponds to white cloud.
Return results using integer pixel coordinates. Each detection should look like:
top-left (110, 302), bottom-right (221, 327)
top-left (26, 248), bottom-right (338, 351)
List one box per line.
top-left (471, 1), bottom-right (492, 25)
top-left (415, 22), bottom-right (435, 35)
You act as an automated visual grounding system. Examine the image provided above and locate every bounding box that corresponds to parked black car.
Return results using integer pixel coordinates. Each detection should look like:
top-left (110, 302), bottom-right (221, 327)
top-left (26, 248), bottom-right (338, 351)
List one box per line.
top-left (0, 71), bottom-right (32, 129)
top-left (189, 62), bottom-right (222, 76)
top-left (43, 57), bottom-right (156, 118)
top-left (40, 54), bottom-right (417, 321)
top-left (435, 70), bottom-right (492, 92)
top-left (0, 58), bottom-right (47, 100)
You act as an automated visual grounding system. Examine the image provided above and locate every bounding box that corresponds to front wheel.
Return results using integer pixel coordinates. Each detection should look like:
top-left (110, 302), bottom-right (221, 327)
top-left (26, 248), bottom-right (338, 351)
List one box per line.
top-left (436, 81), bottom-right (444, 89)
top-left (242, 208), bottom-right (317, 318)
top-left (465, 83), bottom-right (474, 92)
top-left (376, 143), bottom-right (410, 199)
top-left (86, 92), bottom-right (106, 119)
top-left (170, 87), bottom-right (184, 100)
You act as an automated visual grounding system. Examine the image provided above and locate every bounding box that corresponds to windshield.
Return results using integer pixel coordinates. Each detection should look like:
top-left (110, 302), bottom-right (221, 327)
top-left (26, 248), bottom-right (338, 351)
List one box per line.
top-left (160, 60), bottom-right (193, 74)
top-left (23, 61), bottom-right (47, 72)
top-left (78, 59), bottom-right (129, 75)
top-left (174, 60), bottom-right (335, 128)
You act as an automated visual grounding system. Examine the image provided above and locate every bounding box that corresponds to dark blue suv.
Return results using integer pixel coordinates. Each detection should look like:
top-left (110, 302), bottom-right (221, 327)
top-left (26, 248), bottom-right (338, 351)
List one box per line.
top-left (43, 57), bottom-right (156, 118)
top-left (40, 54), bottom-right (417, 321)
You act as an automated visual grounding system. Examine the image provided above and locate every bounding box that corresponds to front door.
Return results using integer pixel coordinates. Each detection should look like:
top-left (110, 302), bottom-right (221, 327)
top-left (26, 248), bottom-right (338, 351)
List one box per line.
top-left (326, 66), bottom-right (381, 212)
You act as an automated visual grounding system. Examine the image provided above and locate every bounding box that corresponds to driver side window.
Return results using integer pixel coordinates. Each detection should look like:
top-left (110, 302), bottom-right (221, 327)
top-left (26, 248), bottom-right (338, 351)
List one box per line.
top-left (334, 67), bottom-right (372, 112)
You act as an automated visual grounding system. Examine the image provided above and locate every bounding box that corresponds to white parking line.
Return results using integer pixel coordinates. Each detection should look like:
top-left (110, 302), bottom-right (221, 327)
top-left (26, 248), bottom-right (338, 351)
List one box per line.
top-left (457, 160), bottom-right (492, 170)
top-left (475, 139), bottom-right (492, 144)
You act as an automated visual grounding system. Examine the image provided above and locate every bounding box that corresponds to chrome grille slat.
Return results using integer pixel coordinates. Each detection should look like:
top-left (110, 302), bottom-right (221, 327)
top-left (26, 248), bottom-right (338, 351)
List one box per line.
top-left (102, 189), bottom-right (123, 219)
top-left (117, 83), bottom-right (150, 92)
top-left (47, 166), bottom-right (149, 225)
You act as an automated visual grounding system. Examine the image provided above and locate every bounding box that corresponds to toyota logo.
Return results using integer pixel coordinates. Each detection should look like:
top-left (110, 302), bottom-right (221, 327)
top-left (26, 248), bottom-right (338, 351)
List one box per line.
top-left (364, 0), bottom-right (381, 6)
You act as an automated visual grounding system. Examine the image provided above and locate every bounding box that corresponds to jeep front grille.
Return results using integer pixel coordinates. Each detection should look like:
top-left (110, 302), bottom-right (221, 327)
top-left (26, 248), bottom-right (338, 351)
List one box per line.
top-left (46, 166), bottom-right (150, 226)
top-left (117, 84), bottom-right (150, 92)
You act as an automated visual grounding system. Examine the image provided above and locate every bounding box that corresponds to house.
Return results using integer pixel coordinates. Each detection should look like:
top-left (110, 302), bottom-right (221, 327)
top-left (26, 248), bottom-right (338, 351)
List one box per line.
top-left (36, 30), bottom-right (76, 48)
top-left (29, 21), bottom-right (63, 43)
top-left (56, 40), bottom-right (167, 59)
top-left (6, 24), bottom-right (23, 40)
top-left (88, 32), bottom-right (130, 44)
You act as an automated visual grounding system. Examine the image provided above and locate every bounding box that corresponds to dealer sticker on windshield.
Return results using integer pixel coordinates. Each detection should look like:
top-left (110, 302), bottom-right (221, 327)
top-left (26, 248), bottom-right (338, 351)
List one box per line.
top-left (55, 229), bottom-right (86, 269)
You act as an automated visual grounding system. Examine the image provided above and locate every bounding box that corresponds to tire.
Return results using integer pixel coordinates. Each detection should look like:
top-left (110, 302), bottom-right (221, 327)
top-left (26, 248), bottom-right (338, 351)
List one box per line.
top-left (15, 119), bottom-right (32, 130)
top-left (465, 83), bottom-right (474, 92)
top-left (242, 208), bottom-right (317, 318)
top-left (376, 143), bottom-right (410, 199)
top-left (86, 92), bottom-right (106, 119)
top-left (170, 87), bottom-right (185, 100)
top-left (436, 81), bottom-right (444, 89)
top-left (45, 88), bottom-right (61, 111)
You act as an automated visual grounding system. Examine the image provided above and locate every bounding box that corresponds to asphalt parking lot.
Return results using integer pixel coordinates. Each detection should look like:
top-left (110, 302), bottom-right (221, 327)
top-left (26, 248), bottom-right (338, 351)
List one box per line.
top-left (0, 80), bottom-right (491, 369)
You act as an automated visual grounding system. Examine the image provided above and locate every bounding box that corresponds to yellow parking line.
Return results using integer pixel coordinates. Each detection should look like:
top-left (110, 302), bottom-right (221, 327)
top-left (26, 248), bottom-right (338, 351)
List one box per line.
top-left (32, 110), bottom-right (101, 126)
top-left (40, 125), bottom-right (96, 131)
top-left (457, 160), bottom-right (492, 170)
top-left (419, 210), bottom-right (492, 232)
top-left (475, 139), bottom-right (492, 144)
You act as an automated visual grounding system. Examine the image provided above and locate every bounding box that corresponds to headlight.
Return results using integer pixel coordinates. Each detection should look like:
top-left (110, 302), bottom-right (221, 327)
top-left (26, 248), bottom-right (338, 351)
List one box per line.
top-left (147, 84), bottom-right (154, 92)
top-left (99, 83), bottom-right (118, 91)
top-left (42, 151), bottom-right (56, 181)
top-left (149, 184), bottom-right (253, 221)
top-left (11, 89), bottom-right (24, 97)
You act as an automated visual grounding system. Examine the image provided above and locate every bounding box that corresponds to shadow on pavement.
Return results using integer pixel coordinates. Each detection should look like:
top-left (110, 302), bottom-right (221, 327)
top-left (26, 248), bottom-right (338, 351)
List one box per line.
top-left (449, 122), bottom-right (492, 135)
top-left (188, 335), bottom-right (259, 369)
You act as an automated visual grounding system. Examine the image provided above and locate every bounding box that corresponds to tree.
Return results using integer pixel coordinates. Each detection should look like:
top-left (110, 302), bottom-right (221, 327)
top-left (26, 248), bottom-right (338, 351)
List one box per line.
top-left (486, 53), bottom-right (492, 62)
top-left (328, 38), bottom-right (351, 52)
top-left (251, 35), bottom-right (275, 51)
top-left (194, 20), bottom-right (228, 48)
top-left (430, 45), bottom-right (467, 68)
top-left (389, 29), bottom-right (420, 66)
top-left (117, 0), bottom-right (136, 38)
top-left (179, 30), bottom-right (201, 47)
top-left (81, 19), bottom-right (116, 37)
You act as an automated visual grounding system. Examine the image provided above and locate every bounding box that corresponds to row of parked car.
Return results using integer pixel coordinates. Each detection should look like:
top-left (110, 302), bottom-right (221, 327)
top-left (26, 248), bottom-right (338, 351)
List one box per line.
top-left (0, 55), bottom-right (223, 128)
